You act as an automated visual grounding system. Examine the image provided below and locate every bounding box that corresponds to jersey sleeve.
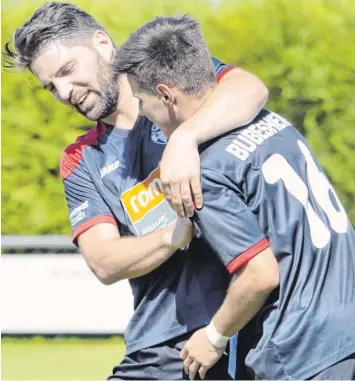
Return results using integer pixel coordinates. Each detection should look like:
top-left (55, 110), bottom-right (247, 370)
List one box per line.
top-left (211, 57), bottom-right (237, 83)
top-left (60, 154), bottom-right (118, 244)
top-left (193, 168), bottom-right (269, 274)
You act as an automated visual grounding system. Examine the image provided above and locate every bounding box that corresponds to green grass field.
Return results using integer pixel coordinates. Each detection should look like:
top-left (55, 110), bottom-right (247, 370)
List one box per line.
top-left (1, 336), bottom-right (126, 380)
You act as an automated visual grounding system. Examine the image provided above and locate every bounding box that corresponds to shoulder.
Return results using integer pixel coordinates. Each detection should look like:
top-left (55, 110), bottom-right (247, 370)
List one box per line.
top-left (211, 57), bottom-right (239, 83)
top-left (60, 122), bottom-right (108, 180)
top-left (198, 113), bottom-right (274, 173)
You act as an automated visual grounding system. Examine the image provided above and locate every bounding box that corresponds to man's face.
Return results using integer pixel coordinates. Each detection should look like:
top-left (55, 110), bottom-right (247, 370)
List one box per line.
top-left (127, 75), bottom-right (178, 136)
top-left (31, 40), bottom-right (119, 121)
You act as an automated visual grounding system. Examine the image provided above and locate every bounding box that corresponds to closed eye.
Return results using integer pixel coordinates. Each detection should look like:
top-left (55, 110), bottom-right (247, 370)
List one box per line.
top-left (43, 83), bottom-right (55, 92)
top-left (59, 65), bottom-right (74, 77)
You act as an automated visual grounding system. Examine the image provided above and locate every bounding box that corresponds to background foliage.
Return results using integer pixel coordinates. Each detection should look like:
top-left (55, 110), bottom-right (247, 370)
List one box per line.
top-left (2, 0), bottom-right (355, 235)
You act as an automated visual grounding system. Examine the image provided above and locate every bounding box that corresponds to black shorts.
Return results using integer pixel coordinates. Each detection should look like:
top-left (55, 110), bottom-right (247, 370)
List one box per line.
top-left (107, 331), bottom-right (232, 380)
top-left (309, 353), bottom-right (355, 380)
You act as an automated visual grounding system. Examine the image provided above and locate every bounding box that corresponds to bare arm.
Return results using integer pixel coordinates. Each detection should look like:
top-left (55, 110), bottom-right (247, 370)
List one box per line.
top-left (160, 68), bottom-right (269, 217)
top-left (179, 68), bottom-right (269, 145)
top-left (213, 247), bottom-right (279, 336)
top-left (181, 248), bottom-right (279, 379)
top-left (78, 219), bottom-right (193, 285)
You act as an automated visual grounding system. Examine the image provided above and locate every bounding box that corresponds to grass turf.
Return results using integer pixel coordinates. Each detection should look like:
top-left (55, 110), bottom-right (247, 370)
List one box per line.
top-left (1, 336), bottom-right (126, 380)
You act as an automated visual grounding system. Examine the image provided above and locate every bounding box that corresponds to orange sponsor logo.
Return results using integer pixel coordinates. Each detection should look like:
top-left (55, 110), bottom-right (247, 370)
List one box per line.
top-left (121, 167), bottom-right (165, 223)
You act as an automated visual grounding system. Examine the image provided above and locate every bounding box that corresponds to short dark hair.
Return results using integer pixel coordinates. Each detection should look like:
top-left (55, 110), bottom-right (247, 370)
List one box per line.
top-left (113, 16), bottom-right (216, 95)
top-left (3, 2), bottom-right (109, 70)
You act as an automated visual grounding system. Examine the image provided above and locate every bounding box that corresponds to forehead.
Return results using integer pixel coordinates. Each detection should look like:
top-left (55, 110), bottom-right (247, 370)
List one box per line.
top-left (31, 42), bottom-right (93, 82)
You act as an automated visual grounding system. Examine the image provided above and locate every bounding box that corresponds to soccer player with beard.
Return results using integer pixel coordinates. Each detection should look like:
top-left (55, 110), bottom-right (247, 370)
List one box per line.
top-left (3, 3), bottom-right (268, 379)
top-left (114, 15), bottom-right (355, 380)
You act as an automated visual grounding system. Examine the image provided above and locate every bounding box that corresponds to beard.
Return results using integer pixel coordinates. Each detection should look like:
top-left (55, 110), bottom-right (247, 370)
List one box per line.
top-left (76, 54), bottom-right (120, 121)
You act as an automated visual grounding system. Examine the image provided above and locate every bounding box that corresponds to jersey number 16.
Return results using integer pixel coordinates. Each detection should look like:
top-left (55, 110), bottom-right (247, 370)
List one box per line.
top-left (262, 140), bottom-right (348, 248)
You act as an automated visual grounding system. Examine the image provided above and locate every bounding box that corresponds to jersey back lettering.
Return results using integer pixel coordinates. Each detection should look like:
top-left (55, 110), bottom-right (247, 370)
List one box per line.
top-left (193, 109), bottom-right (355, 379)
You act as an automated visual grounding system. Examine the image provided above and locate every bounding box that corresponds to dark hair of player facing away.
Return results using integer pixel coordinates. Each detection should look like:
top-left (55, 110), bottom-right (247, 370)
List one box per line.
top-left (2, 1), bottom-right (110, 70)
top-left (113, 16), bottom-right (216, 95)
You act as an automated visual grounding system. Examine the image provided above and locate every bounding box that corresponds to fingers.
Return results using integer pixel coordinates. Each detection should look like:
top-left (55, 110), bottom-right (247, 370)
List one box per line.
top-left (162, 177), bottom-right (202, 219)
top-left (180, 347), bottom-right (188, 360)
top-left (181, 180), bottom-right (194, 218)
top-left (190, 176), bottom-right (203, 210)
top-left (188, 360), bottom-right (201, 380)
top-left (162, 181), bottom-right (172, 207)
top-left (198, 365), bottom-right (208, 380)
top-left (159, 136), bottom-right (202, 217)
top-left (170, 181), bottom-right (185, 218)
top-left (181, 347), bottom-right (201, 380)
top-left (180, 342), bottom-right (210, 380)
top-left (183, 355), bottom-right (194, 376)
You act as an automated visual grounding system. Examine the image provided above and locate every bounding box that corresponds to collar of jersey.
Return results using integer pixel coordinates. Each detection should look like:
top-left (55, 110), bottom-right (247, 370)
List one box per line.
top-left (101, 115), bottom-right (145, 138)
top-left (101, 122), bottom-right (131, 137)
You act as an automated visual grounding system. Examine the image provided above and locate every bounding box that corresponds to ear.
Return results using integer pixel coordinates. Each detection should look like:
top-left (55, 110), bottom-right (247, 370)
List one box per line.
top-left (156, 84), bottom-right (174, 106)
top-left (92, 30), bottom-right (114, 61)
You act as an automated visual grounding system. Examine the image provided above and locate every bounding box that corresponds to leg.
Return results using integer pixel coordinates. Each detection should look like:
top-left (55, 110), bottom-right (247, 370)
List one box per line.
top-left (108, 331), bottom-right (233, 380)
top-left (309, 353), bottom-right (355, 380)
top-left (108, 350), bottom-right (159, 380)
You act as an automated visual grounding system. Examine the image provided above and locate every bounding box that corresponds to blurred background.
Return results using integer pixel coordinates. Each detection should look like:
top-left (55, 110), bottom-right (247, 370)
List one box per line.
top-left (1, 0), bottom-right (355, 379)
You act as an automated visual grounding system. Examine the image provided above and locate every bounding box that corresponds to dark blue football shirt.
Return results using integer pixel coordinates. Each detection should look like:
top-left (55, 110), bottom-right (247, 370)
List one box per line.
top-left (193, 109), bottom-right (355, 379)
top-left (60, 59), bottom-right (233, 355)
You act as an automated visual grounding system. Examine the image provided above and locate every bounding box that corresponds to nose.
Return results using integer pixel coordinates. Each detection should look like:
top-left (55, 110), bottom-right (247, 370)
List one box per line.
top-left (53, 79), bottom-right (73, 102)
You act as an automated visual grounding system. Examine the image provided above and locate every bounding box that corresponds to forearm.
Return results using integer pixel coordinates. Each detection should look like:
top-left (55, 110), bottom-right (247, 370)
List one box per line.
top-left (175, 69), bottom-right (269, 145)
top-left (180, 272), bottom-right (272, 380)
top-left (180, 250), bottom-right (278, 379)
top-left (88, 227), bottom-right (176, 284)
top-left (210, 249), bottom-right (279, 337)
top-left (213, 272), bottom-right (271, 337)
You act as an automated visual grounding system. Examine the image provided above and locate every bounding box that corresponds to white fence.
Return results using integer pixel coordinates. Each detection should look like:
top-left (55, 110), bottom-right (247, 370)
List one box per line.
top-left (1, 236), bottom-right (134, 335)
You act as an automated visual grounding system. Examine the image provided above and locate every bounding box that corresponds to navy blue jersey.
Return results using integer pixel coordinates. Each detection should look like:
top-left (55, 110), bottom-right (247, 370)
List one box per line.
top-left (193, 109), bottom-right (355, 379)
top-left (60, 59), bottom-right (233, 354)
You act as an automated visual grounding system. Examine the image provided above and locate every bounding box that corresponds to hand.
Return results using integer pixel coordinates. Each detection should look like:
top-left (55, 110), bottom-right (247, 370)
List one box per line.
top-left (180, 328), bottom-right (225, 380)
top-left (166, 218), bottom-right (195, 251)
top-left (160, 130), bottom-right (203, 218)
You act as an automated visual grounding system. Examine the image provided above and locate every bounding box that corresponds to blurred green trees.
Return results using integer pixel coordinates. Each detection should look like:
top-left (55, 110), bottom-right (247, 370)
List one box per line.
top-left (2, 0), bottom-right (354, 234)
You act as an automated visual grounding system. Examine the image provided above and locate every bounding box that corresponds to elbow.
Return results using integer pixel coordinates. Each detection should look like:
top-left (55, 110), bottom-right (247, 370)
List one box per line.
top-left (248, 80), bottom-right (269, 117)
top-left (258, 82), bottom-right (269, 108)
top-left (243, 77), bottom-right (269, 124)
top-left (257, 267), bottom-right (279, 295)
top-left (81, 248), bottom-right (126, 285)
top-left (88, 261), bottom-right (121, 285)
top-left (234, 69), bottom-right (269, 107)
top-left (236, 83), bottom-right (269, 126)
top-left (96, 272), bottom-right (116, 286)
top-left (231, 248), bottom-right (279, 298)
top-left (254, 247), bottom-right (280, 294)
top-left (247, 71), bottom-right (269, 108)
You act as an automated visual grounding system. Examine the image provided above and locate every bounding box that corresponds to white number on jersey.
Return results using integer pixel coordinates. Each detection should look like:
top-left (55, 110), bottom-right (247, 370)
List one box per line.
top-left (262, 140), bottom-right (348, 248)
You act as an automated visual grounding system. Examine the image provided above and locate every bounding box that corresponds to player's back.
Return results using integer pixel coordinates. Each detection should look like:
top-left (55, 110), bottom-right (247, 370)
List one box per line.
top-left (197, 109), bottom-right (355, 379)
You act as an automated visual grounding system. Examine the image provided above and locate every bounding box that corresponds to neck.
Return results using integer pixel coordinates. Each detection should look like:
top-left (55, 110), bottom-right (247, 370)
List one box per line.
top-left (165, 87), bottom-right (214, 137)
top-left (102, 75), bottom-right (139, 129)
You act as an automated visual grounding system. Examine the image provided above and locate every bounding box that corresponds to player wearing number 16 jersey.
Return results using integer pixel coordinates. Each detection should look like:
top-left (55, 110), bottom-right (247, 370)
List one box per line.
top-left (191, 109), bottom-right (355, 379)
top-left (115, 15), bottom-right (355, 379)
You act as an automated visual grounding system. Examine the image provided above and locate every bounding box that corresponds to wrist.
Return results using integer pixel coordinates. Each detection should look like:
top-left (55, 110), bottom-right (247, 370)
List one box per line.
top-left (161, 223), bottom-right (179, 253)
top-left (170, 124), bottom-right (199, 146)
top-left (161, 225), bottom-right (174, 248)
top-left (205, 320), bottom-right (230, 349)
